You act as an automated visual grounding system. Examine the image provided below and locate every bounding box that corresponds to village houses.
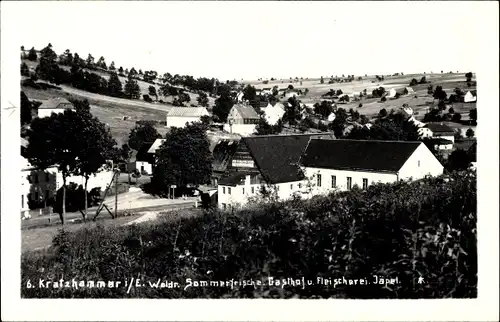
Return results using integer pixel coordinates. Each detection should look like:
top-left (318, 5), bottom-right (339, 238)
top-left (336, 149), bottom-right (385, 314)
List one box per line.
top-left (217, 135), bottom-right (444, 210)
top-left (21, 153), bottom-right (114, 217)
top-left (224, 103), bottom-right (260, 136)
top-left (419, 123), bottom-right (456, 143)
top-left (165, 106), bottom-right (209, 128)
top-left (36, 97), bottom-right (75, 118)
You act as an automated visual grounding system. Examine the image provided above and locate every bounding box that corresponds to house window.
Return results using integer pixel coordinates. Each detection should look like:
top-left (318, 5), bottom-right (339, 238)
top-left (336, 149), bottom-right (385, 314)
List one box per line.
top-left (45, 172), bottom-right (50, 182)
top-left (222, 187), bottom-right (226, 194)
top-left (242, 187), bottom-right (245, 194)
top-left (317, 174), bottom-right (322, 187)
top-left (34, 191), bottom-right (39, 200)
top-left (276, 185), bottom-right (280, 191)
top-left (222, 203), bottom-right (227, 210)
top-left (22, 195), bottom-right (24, 208)
top-left (362, 178), bottom-right (368, 189)
top-left (290, 184), bottom-right (293, 190)
top-left (347, 177), bottom-right (352, 190)
top-left (418, 160), bottom-right (420, 167)
top-left (298, 183), bottom-right (302, 188)
top-left (331, 175), bottom-right (337, 188)
top-left (34, 174), bottom-right (39, 184)
top-left (251, 187), bottom-right (255, 194)
top-left (228, 187), bottom-right (231, 195)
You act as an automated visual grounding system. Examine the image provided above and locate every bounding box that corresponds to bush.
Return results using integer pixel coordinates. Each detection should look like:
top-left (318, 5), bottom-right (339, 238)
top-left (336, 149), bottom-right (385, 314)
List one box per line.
top-left (143, 94), bottom-right (153, 102)
top-left (21, 171), bottom-right (477, 299)
top-left (381, 96), bottom-right (387, 102)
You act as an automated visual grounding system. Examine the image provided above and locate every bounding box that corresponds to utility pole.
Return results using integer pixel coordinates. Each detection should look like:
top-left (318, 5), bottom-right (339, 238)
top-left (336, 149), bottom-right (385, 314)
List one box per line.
top-left (114, 170), bottom-right (118, 218)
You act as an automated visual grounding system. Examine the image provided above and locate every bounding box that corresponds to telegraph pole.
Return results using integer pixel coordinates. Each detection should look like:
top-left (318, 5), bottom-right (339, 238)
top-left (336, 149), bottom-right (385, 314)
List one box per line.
top-left (114, 169), bottom-right (119, 218)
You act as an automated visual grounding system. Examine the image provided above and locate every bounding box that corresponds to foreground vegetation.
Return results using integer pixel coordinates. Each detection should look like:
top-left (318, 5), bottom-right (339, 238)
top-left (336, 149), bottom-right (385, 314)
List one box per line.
top-left (22, 170), bottom-right (476, 299)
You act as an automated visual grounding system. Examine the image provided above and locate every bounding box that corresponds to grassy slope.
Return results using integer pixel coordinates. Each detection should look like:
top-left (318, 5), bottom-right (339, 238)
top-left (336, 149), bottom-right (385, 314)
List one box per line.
top-left (22, 59), bottom-right (216, 107)
top-left (22, 86), bottom-right (169, 146)
top-left (245, 73), bottom-right (477, 120)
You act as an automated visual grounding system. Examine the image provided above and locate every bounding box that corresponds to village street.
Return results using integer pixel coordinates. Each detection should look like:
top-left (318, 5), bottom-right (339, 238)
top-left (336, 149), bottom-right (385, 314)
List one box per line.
top-left (21, 187), bottom-right (198, 229)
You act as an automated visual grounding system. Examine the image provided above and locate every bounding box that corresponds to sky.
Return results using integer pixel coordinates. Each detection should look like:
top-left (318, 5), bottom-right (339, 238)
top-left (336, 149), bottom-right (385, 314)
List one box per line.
top-left (8, 1), bottom-right (491, 81)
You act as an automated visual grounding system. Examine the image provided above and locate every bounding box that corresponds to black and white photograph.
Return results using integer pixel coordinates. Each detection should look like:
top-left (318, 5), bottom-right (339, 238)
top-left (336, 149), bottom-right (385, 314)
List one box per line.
top-left (1, 1), bottom-right (498, 321)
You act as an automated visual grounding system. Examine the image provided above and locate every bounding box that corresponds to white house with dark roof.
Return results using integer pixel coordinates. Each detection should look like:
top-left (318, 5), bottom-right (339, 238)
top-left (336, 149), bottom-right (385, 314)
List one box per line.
top-left (224, 104), bottom-right (260, 136)
top-left (217, 133), bottom-right (335, 209)
top-left (419, 123), bottom-right (456, 143)
top-left (166, 106), bottom-right (209, 128)
top-left (301, 139), bottom-right (443, 196)
top-left (37, 97), bottom-right (74, 118)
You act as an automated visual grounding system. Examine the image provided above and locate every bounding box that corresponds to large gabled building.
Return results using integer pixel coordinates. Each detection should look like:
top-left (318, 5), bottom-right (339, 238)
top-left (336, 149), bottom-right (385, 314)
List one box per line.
top-left (217, 137), bottom-right (444, 210)
top-left (217, 133), bottom-right (335, 209)
top-left (301, 139), bottom-right (444, 195)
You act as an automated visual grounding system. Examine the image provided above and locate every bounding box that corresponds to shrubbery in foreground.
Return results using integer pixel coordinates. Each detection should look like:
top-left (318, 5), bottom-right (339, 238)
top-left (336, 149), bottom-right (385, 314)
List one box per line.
top-left (22, 170), bottom-right (477, 298)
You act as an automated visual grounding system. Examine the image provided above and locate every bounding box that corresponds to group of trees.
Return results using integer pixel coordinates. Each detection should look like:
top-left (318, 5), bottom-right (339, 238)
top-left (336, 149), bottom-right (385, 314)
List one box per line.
top-left (24, 98), bottom-right (118, 224)
top-left (409, 76), bottom-right (427, 86)
top-left (147, 122), bottom-right (213, 197)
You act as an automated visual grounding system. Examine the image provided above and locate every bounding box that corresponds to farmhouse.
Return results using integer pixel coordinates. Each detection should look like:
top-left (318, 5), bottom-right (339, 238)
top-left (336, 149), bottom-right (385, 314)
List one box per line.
top-left (21, 155), bottom-right (114, 216)
top-left (37, 97), bottom-right (74, 118)
top-left (165, 106), bottom-right (209, 128)
top-left (207, 132), bottom-right (241, 186)
top-left (301, 139), bottom-right (444, 195)
top-left (262, 102), bottom-right (285, 125)
top-left (217, 133), bottom-right (335, 210)
top-left (404, 87), bottom-right (416, 95)
top-left (285, 90), bottom-right (300, 99)
top-left (464, 91), bottom-right (477, 103)
top-left (130, 142), bottom-right (155, 175)
top-left (419, 123), bottom-right (456, 143)
top-left (224, 104), bottom-right (260, 136)
top-left (261, 88), bottom-right (273, 96)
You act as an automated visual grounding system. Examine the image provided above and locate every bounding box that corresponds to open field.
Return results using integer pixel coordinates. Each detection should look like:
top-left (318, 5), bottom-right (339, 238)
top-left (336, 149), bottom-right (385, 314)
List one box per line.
top-left (244, 72), bottom-right (477, 120)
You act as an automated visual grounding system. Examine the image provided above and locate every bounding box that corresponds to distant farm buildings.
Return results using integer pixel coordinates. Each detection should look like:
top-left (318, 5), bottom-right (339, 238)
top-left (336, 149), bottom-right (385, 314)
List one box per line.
top-left (224, 104), bottom-right (260, 136)
top-left (165, 106), bottom-right (209, 128)
top-left (37, 97), bottom-right (75, 118)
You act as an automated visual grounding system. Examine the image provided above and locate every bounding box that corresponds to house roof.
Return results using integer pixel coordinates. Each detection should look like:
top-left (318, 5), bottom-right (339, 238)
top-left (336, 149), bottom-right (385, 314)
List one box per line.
top-left (426, 138), bottom-right (454, 145)
top-left (167, 106), bottom-right (208, 117)
top-left (231, 104), bottom-right (260, 120)
top-left (136, 142), bottom-right (155, 162)
top-left (219, 171), bottom-right (255, 186)
top-left (147, 138), bottom-right (166, 154)
top-left (243, 133), bottom-right (336, 184)
top-left (38, 97), bottom-right (74, 110)
top-left (301, 139), bottom-right (422, 173)
top-left (259, 100), bottom-right (269, 108)
top-left (425, 123), bottom-right (455, 133)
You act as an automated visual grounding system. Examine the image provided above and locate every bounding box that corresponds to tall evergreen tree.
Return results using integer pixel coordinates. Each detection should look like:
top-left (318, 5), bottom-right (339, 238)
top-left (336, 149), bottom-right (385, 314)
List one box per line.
top-left (124, 76), bottom-right (141, 99)
top-left (107, 72), bottom-right (123, 97)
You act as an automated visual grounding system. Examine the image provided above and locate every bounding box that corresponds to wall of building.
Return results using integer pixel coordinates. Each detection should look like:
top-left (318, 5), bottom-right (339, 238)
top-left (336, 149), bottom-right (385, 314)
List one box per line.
top-left (21, 166), bottom-right (58, 211)
top-left (130, 161), bottom-right (153, 175)
top-left (37, 108), bottom-right (66, 118)
top-left (217, 175), bottom-right (306, 209)
top-left (223, 124), bottom-right (257, 136)
top-left (398, 143), bottom-right (444, 180)
top-left (166, 116), bottom-right (201, 128)
top-left (303, 167), bottom-right (398, 195)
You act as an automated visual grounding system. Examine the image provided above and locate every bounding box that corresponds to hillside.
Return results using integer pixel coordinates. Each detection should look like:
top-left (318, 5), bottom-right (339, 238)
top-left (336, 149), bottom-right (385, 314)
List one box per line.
top-left (22, 59), bottom-right (217, 107)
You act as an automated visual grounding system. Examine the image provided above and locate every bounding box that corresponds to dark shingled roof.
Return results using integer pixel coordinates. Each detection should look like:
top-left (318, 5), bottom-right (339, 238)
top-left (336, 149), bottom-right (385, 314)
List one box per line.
top-left (136, 142), bottom-right (155, 162)
top-left (301, 139), bottom-right (422, 173)
top-left (425, 123), bottom-right (455, 133)
top-left (219, 172), bottom-right (254, 186)
top-left (243, 133), bottom-right (336, 184)
top-left (426, 138), bottom-right (454, 145)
